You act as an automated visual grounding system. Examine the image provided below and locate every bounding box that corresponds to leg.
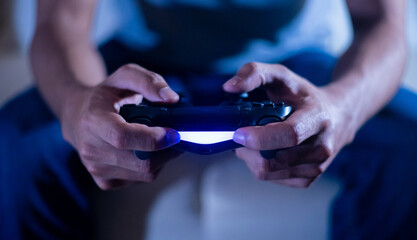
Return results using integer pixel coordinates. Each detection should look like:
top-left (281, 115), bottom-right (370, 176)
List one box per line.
top-left (281, 51), bottom-right (417, 238)
top-left (0, 88), bottom-right (95, 239)
top-left (329, 88), bottom-right (417, 239)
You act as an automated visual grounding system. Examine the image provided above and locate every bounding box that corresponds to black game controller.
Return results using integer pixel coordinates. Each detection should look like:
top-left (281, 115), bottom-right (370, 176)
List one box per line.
top-left (119, 99), bottom-right (292, 159)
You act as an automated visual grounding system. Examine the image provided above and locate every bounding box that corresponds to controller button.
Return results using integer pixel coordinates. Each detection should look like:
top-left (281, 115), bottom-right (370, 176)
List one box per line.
top-left (252, 102), bottom-right (265, 107)
top-left (257, 117), bottom-right (280, 126)
top-left (240, 92), bottom-right (249, 98)
top-left (238, 106), bottom-right (252, 111)
top-left (262, 101), bottom-right (275, 108)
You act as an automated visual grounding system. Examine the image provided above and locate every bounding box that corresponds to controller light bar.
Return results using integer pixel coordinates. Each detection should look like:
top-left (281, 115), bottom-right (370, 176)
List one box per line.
top-left (178, 131), bottom-right (235, 144)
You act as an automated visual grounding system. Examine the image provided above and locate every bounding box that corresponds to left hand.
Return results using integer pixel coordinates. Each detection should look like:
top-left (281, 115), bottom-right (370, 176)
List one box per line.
top-left (223, 62), bottom-right (355, 188)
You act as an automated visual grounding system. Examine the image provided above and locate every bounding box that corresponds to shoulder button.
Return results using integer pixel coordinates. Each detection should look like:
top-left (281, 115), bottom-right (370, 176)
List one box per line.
top-left (262, 101), bottom-right (275, 108)
top-left (252, 102), bottom-right (265, 107)
top-left (257, 117), bottom-right (281, 126)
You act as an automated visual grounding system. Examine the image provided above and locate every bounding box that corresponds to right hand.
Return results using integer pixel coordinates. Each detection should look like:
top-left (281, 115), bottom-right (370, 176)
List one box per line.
top-left (60, 64), bottom-right (182, 190)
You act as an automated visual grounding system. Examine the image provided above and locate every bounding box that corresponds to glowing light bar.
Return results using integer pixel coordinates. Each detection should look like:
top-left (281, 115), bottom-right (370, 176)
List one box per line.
top-left (178, 131), bottom-right (235, 144)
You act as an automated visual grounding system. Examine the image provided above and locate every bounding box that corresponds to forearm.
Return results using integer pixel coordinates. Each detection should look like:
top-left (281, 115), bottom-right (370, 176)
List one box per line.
top-left (30, 0), bottom-right (105, 120)
top-left (324, 15), bottom-right (407, 137)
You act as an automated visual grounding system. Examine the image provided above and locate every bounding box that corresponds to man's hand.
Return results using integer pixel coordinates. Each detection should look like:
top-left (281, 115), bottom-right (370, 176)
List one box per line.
top-left (61, 64), bottom-right (182, 190)
top-left (223, 62), bottom-right (355, 188)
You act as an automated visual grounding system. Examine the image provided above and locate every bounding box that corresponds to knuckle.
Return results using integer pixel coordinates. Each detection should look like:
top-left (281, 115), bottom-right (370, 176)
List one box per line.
top-left (78, 144), bottom-right (96, 161)
top-left (317, 144), bottom-right (332, 160)
top-left (301, 179), bottom-right (315, 188)
top-left (287, 122), bottom-right (302, 146)
top-left (260, 159), bottom-right (274, 173)
top-left (119, 63), bottom-right (139, 74)
top-left (243, 62), bottom-right (260, 75)
top-left (141, 173), bottom-right (157, 183)
top-left (110, 126), bottom-right (129, 149)
top-left (254, 169), bottom-right (268, 181)
top-left (96, 180), bottom-right (114, 190)
top-left (297, 183), bottom-right (310, 188)
top-left (86, 163), bottom-right (104, 177)
top-left (306, 166), bottom-right (323, 177)
top-left (275, 64), bottom-right (290, 74)
top-left (293, 179), bottom-right (313, 188)
top-left (146, 72), bottom-right (164, 84)
top-left (139, 160), bottom-right (153, 173)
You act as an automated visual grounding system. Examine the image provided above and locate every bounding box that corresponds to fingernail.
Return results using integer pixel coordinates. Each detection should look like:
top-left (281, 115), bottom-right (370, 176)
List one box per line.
top-left (227, 76), bottom-right (240, 86)
top-left (159, 87), bottom-right (179, 101)
top-left (166, 130), bottom-right (181, 145)
top-left (233, 129), bottom-right (246, 145)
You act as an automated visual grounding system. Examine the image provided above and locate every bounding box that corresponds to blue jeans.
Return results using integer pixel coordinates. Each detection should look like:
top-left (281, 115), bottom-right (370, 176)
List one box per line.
top-left (1, 45), bottom-right (417, 239)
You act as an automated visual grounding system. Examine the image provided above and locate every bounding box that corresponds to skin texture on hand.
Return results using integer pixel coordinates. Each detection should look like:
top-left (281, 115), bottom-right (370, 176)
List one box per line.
top-left (32, 0), bottom-right (406, 190)
top-left (32, 1), bottom-right (186, 190)
top-left (60, 64), bottom-right (183, 190)
top-left (222, 0), bottom-right (406, 188)
top-left (223, 62), bottom-right (350, 188)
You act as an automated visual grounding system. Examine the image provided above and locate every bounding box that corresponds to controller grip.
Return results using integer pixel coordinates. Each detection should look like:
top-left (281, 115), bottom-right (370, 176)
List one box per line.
top-left (134, 150), bottom-right (152, 160)
top-left (260, 150), bottom-right (279, 159)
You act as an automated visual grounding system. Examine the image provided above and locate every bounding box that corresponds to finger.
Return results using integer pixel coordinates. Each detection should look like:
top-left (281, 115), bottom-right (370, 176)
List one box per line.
top-left (93, 179), bottom-right (135, 190)
top-left (236, 143), bottom-right (328, 169)
top-left (235, 146), bottom-right (327, 179)
top-left (236, 147), bottom-right (293, 180)
top-left (92, 112), bottom-right (180, 151)
top-left (223, 62), bottom-right (302, 93)
top-left (79, 143), bottom-right (176, 173)
top-left (105, 64), bottom-right (179, 103)
top-left (272, 178), bottom-right (315, 188)
top-left (233, 108), bottom-right (324, 150)
top-left (235, 147), bottom-right (265, 178)
top-left (151, 148), bottom-right (184, 163)
top-left (273, 143), bottom-right (330, 166)
top-left (264, 164), bottom-right (321, 180)
top-left (87, 162), bottom-right (162, 184)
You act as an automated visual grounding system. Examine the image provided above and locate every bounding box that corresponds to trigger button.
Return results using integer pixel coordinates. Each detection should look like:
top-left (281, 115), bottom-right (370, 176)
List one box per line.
top-left (252, 102), bottom-right (264, 107)
top-left (262, 101), bottom-right (275, 108)
top-left (257, 117), bottom-right (280, 126)
top-left (134, 118), bottom-right (152, 126)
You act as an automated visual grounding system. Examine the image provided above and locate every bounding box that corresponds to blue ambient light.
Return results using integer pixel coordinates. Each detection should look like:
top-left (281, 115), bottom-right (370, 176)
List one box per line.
top-left (178, 131), bottom-right (235, 144)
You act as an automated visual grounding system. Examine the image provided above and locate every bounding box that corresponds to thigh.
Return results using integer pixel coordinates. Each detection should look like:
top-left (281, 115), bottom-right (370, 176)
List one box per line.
top-left (282, 51), bottom-right (417, 239)
top-left (0, 88), bottom-right (95, 240)
top-left (329, 88), bottom-right (417, 239)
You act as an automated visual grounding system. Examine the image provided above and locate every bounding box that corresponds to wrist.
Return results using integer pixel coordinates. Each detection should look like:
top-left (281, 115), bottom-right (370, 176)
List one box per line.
top-left (320, 84), bottom-right (360, 145)
top-left (59, 82), bottom-right (91, 133)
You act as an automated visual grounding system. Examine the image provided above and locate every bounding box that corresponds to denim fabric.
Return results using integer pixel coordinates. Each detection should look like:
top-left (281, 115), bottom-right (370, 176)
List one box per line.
top-left (281, 50), bottom-right (417, 239)
top-left (0, 89), bottom-right (94, 239)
